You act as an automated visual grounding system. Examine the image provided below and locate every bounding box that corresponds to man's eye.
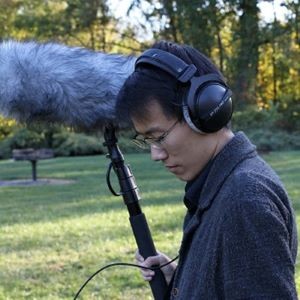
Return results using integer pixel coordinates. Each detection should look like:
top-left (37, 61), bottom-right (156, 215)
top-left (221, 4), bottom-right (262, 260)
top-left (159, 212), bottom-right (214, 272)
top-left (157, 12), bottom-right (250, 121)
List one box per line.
top-left (144, 135), bottom-right (156, 139)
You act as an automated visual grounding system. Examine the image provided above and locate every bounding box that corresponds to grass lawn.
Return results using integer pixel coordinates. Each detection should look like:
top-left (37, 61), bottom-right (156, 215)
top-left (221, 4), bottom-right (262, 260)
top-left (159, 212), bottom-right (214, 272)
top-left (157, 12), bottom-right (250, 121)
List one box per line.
top-left (0, 150), bottom-right (299, 299)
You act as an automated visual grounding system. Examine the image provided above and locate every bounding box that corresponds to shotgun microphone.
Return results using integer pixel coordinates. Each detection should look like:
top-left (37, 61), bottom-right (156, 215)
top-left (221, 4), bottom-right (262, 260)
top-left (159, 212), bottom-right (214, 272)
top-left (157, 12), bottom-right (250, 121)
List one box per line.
top-left (0, 40), bottom-right (168, 299)
top-left (0, 40), bottom-right (136, 129)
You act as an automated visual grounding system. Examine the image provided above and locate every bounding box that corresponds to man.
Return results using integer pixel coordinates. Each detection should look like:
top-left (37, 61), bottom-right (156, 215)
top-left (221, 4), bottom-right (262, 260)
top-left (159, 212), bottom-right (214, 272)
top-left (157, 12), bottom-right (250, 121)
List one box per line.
top-left (116, 41), bottom-right (298, 299)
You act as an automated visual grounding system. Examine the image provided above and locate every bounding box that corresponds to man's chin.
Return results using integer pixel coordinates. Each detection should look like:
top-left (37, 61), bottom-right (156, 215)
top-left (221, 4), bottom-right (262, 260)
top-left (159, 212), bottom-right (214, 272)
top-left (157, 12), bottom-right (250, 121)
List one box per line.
top-left (174, 172), bottom-right (189, 182)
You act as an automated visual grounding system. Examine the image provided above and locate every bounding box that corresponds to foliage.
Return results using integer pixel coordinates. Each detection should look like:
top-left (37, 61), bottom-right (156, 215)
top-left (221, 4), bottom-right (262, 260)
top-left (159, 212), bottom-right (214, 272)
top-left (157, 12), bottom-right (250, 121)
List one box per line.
top-left (0, 116), bottom-right (19, 141)
top-left (0, 0), bottom-right (143, 53)
top-left (257, 14), bottom-right (300, 111)
top-left (0, 0), bottom-right (299, 153)
top-left (278, 100), bottom-right (300, 131)
top-left (232, 105), bottom-right (300, 151)
top-left (0, 126), bottom-right (103, 159)
top-left (52, 131), bottom-right (105, 156)
top-left (115, 129), bottom-right (148, 154)
top-left (230, 0), bottom-right (260, 107)
top-left (129, 0), bottom-right (299, 112)
top-left (0, 128), bottom-right (47, 159)
top-left (0, 152), bottom-right (299, 298)
top-left (0, 125), bottom-right (143, 159)
top-left (233, 105), bottom-right (282, 130)
top-left (1, 103), bottom-right (300, 159)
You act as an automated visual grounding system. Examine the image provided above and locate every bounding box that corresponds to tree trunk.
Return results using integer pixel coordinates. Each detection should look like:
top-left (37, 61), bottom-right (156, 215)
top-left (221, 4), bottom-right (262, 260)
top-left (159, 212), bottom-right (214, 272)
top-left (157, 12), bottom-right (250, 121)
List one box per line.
top-left (232, 0), bottom-right (260, 108)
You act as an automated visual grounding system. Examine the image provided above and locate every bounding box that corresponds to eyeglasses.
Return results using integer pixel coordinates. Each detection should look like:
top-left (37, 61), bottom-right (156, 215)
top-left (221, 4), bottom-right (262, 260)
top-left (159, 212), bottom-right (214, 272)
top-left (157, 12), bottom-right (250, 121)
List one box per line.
top-left (132, 120), bottom-right (180, 149)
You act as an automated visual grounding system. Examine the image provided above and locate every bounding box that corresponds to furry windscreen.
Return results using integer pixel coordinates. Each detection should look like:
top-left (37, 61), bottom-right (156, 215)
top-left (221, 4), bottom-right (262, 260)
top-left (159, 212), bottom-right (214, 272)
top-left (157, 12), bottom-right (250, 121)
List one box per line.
top-left (0, 40), bottom-right (136, 129)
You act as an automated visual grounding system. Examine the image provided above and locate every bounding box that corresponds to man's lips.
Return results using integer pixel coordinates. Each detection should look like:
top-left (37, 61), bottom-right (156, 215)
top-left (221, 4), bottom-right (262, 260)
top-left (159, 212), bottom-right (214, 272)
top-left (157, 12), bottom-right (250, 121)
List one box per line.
top-left (165, 165), bottom-right (179, 172)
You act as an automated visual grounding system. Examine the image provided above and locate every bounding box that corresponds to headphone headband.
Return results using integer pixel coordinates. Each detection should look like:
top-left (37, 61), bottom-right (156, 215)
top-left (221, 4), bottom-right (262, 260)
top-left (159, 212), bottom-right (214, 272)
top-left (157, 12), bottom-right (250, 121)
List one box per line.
top-left (135, 49), bottom-right (198, 83)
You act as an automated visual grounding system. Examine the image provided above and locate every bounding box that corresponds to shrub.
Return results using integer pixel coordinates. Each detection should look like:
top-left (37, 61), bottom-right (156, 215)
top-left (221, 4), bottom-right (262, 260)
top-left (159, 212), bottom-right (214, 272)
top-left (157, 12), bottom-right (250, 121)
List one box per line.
top-left (246, 129), bottom-right (300, 152)
top-left (0, 128), bottom-right (47, 159)
top-left (52, 132), bottom-right (105, 156)
top-left (0, 127), bottom-right (106, 159)
top-left (0, 116), bottom-right (20, 141)
top-left (6, 128), bottom-right (47, 148)
top-left (232, 106), bottom-right (300, 151)
top-left (277, 102), bottom-right (300, 132)
top-left (115, 129), bottom-right (148, 154)
top-left (232, 105), bottom-right (282, 131)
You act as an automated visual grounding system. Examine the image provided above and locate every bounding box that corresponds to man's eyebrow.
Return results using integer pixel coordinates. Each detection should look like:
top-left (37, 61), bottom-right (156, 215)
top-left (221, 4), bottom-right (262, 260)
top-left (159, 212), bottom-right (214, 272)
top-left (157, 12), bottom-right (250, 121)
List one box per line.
top-left (135, 126), bottom-right (164, 136)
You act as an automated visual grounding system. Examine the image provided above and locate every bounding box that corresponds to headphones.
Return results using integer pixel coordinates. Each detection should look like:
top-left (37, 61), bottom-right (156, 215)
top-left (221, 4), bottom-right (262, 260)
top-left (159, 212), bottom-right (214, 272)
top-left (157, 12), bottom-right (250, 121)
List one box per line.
top-left (135, 49), bottom-right (233, 133)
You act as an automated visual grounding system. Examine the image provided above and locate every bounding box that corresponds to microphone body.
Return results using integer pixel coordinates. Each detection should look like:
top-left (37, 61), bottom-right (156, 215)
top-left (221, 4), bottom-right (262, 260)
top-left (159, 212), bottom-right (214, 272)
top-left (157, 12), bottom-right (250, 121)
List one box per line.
top-left (0, 40), bottom-right (136, 129)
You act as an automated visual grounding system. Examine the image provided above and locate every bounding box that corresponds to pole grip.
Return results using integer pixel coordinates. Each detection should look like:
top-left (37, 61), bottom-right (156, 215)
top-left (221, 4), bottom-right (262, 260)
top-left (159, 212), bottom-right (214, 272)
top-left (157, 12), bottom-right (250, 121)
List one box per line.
top-left (130, 213), bottom-right (168, 300)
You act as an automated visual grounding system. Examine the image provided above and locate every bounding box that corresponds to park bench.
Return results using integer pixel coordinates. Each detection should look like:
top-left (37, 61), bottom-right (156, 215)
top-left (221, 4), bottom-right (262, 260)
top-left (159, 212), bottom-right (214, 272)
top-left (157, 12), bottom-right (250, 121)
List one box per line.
top-left (12, 148), bottom-right (54, 181)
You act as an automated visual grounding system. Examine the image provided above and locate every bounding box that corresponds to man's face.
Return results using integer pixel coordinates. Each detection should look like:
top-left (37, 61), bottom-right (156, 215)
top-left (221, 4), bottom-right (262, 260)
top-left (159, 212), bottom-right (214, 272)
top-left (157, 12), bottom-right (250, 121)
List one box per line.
top-left (132, 101), bottom-right (219, 181)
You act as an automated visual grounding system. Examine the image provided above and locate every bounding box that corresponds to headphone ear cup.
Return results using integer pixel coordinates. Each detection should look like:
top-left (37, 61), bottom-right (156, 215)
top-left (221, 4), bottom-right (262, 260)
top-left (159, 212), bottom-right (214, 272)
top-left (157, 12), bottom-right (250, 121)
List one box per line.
top-left (185, 82), bottom-right (233, 133)
top-left (198, 91), bottom-right (233, 133)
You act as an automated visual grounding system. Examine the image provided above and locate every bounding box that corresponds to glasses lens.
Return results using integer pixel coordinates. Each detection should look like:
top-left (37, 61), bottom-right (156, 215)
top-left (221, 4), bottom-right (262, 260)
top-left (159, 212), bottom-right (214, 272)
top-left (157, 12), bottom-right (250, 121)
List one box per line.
top-left (132, 138), bottom-right (148, 149)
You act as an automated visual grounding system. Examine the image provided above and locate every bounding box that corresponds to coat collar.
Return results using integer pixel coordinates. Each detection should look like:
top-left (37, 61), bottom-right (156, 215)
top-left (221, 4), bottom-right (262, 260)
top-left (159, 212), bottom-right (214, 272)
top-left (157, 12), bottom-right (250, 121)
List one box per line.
top-left (184, 158), bottom-right (214, 213)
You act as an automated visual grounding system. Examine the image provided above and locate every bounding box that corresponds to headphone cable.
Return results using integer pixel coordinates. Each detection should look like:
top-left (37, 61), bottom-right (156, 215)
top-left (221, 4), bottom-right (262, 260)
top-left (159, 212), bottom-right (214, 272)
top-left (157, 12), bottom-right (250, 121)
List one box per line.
top-left (73, 255), bottom-right (179, 299)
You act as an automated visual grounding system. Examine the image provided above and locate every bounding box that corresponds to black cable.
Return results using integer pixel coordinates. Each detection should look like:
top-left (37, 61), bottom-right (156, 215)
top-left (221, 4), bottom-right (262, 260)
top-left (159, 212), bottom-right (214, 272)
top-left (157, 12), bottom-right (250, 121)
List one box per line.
top-left (73, 255), bottom-right (179, 299)
top-left (106, 162), bottom-right (121, 196)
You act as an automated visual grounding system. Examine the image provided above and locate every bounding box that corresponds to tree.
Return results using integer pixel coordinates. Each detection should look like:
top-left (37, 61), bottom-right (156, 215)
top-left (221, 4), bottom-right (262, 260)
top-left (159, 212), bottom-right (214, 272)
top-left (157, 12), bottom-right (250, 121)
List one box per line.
top-left (257, 9), bottom-right (299, 131)
top-left (0, 0), bottom-right (141, 52)
top-left (130, 0), bottom-right (228, 58)
top-left (229, 0), bottom-right (260, 108)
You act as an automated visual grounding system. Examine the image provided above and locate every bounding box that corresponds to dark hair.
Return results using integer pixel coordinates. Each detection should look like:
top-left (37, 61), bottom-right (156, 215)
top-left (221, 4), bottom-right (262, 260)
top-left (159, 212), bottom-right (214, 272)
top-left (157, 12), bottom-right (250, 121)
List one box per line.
top-left (116, 41), bottom-right (225, 125)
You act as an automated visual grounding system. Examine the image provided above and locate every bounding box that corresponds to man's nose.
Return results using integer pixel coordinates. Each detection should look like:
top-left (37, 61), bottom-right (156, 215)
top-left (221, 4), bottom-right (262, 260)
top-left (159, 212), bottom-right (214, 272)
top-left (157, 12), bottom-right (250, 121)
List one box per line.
top-left (150, 145), bottom-right (168, 161)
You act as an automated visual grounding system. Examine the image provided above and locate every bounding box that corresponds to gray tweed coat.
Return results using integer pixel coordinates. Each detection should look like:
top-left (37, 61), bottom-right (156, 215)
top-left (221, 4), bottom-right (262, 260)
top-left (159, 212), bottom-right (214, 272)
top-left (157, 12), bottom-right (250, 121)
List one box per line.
top-left (168, 132), bottom-right (297, 299)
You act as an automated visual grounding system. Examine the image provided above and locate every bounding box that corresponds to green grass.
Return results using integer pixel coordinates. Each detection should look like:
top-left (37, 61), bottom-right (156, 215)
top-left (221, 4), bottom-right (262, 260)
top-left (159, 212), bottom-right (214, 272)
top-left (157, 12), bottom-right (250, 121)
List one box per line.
top-left (0, 151), bottom-right (299, 299)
